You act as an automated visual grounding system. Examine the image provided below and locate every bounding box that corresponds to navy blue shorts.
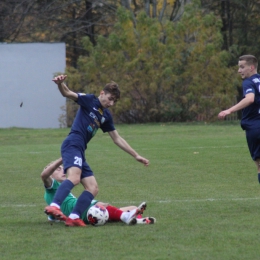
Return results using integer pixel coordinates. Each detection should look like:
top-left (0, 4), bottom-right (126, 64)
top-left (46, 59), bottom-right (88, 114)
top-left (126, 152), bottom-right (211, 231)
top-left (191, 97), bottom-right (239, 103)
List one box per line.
top-left (246, 128), bottom-right (260, 161)
top-left (61, 140), bottom-right (94, 179)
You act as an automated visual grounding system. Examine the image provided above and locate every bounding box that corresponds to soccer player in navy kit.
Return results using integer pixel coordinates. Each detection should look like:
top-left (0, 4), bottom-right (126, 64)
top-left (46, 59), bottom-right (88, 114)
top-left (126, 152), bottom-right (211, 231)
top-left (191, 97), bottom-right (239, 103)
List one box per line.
top-left (45, 74), bottom-right (149, 226)
top-left (218, 55), bottom-right (260, 182)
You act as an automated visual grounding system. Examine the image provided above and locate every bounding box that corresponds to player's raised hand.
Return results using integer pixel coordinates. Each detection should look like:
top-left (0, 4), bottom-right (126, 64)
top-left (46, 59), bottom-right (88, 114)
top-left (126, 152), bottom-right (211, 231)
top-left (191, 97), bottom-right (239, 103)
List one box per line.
top-left (52, 74), bottom-right (67, 85)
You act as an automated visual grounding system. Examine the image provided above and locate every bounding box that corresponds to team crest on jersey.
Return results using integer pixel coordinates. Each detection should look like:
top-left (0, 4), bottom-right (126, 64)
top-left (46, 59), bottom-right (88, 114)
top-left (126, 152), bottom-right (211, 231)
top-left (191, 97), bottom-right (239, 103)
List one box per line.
top-left (93, 107), bottom-right (103, 115)
top-left (97, 108), bottom-right (103, 115)
top-left (101, 117), bottom-right (105, 124)
top-left (89, 112), bottom-right (101, 127)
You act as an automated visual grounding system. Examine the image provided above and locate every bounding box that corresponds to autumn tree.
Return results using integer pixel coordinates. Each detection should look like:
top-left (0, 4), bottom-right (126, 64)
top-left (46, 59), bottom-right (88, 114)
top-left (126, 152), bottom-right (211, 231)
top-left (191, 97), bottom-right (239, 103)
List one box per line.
top-left (0, 0), bottom-right (194, 68)
top-left (0, 0), bottom-right (120, 67)
top-left (200, 0), bottom-right (260, 119)
top-left (201, 0), bottom-right (260, 60)
top-left (65, 0), bottom-right (236, 123)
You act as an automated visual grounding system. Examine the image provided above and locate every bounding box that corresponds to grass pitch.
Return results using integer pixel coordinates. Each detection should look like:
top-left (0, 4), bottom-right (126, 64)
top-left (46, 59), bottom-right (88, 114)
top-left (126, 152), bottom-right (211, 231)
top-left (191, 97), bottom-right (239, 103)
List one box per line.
top-left (1, 123), bottom-right (260, 260)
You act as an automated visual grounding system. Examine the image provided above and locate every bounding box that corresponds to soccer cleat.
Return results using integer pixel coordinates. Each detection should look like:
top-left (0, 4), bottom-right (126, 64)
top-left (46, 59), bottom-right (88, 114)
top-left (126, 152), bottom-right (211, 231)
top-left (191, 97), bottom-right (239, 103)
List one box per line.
top-left (123, 202), bottom-right (147, 225)
top-left (125, 203), bottom-right (145, 225)
top-left (125, 209), bottom-right (139, 225)
top-left (136, 217), bottom-right (156, 224)
top-left (65, 218), bottom-right (87, 227)
top-left (44, 206), bottom-right (67, 222)
top-left (126, 216), bottom-right (137, 225)
top-left (137, 202), bottom-right (147, 215)
top-left (47, 216), bottom-right (62, 223)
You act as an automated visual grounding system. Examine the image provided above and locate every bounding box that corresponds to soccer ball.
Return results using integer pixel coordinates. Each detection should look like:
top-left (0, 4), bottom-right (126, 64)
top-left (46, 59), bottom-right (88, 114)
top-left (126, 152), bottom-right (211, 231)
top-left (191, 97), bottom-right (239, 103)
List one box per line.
top-left (87, 204), bottom-right (109, 226)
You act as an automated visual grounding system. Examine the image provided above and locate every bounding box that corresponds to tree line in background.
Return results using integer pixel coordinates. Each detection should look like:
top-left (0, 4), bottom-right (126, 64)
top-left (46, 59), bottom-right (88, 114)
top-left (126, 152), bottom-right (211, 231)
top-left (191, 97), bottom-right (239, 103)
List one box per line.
top-left (1, 0), bottom-right (260, 124)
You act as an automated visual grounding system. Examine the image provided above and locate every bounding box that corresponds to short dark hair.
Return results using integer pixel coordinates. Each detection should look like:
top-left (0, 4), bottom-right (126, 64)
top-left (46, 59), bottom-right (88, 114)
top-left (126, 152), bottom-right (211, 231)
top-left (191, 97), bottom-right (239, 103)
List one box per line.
top-left (103, 81), bottom-right (120, 100)
top-left (239, 55), bottom-right (258, 69)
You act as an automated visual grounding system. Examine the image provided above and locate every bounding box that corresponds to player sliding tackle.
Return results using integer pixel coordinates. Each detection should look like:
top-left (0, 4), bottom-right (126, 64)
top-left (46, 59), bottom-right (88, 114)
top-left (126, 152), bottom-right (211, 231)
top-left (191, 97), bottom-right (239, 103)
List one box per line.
top-left (42, 158), bottom-right (156, 225)
top-left (45, 75), bottom-right (149, 226)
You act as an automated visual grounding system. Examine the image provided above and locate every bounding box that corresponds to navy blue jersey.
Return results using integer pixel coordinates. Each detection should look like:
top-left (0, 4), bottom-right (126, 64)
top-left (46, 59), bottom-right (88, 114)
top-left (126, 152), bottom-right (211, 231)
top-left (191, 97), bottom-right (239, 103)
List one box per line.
top-left (241, 74), bottom-right (260, 130)
top-left (66, 93), bottom-right (115, 149)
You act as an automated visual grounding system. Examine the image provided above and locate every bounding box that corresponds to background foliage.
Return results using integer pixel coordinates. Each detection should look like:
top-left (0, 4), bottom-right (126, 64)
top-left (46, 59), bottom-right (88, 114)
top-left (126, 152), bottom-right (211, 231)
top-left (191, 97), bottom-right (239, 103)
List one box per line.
top-left (1, 0), bottom-right (259, 124)
top-left (66, 2), bottom-right (237, 123)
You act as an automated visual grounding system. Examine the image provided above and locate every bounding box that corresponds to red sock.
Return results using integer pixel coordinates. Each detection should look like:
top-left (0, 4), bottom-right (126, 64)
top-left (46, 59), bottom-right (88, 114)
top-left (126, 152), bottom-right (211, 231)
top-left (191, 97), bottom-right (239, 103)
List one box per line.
top-left (106, 205), bottom-right (123, 221)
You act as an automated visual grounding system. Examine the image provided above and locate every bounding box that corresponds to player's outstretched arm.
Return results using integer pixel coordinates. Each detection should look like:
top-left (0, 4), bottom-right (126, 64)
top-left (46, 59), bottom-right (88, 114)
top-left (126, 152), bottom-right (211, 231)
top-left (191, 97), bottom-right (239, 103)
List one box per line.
top-left (108, 130), bottom-right (149, 166)
top-left (218, 93), bottom-right (255, 120)
top-left (52, 74), bottom-right (78, 101)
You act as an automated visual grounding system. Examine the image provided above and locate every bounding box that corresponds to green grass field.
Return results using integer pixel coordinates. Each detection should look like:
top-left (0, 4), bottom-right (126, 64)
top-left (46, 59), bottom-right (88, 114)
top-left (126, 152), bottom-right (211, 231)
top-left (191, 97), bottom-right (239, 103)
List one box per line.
top-left (1, 123), bottom-right (260, 260)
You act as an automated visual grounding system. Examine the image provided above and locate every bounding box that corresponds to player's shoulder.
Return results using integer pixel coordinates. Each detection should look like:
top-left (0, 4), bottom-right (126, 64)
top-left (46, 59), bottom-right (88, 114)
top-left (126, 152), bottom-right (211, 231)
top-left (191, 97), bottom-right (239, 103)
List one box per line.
top-left (78, 93), bottom-right (94, 99)
top-left (243, 76), bottom-right (259, 88)
top-left (247, 74), bottom-right (260, 84)
top-left (77, 93), bottom-right (97, 107)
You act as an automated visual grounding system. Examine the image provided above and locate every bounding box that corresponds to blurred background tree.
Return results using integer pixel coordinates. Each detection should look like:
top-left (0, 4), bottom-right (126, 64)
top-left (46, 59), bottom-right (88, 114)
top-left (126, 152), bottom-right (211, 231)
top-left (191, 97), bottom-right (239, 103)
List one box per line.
top-left (1, 0), bottom-right (260, 124)
top-left (200, 0), bottom-right (260, 119)
top-left (0, 0), bottom-right (185, 68)
top-left (66, 1), bottom-right (236, 123)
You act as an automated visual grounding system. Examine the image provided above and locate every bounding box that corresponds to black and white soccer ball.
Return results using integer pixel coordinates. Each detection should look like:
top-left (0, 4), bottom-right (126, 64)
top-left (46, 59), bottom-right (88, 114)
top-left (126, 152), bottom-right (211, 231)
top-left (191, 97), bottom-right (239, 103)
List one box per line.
top-left (87, 204), bottom-right (109, 226)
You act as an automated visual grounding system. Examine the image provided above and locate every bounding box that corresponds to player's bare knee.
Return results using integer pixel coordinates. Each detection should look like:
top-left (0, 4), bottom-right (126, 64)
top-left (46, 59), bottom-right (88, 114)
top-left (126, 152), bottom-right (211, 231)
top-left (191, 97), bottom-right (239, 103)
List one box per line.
top-left (84, 182), bottom-right (98, 196)
top-left (91, 185), bottom-right (99, 197)
top-left (67, 175), bottom-right (81, 185)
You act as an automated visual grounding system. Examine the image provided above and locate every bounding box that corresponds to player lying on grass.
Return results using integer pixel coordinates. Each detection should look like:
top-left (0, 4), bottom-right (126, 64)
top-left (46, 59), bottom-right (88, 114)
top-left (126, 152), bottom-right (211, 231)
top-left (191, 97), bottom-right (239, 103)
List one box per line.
top-left (42, 158), bottom-right (156, 225)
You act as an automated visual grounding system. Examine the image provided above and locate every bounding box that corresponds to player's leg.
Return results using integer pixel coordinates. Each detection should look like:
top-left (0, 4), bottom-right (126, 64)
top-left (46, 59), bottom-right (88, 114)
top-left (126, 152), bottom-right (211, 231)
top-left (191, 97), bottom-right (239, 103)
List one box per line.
top-left (120, 206), bottom-right (137, 211)
top-left (246, 129), bottom-right (260, 182)
top-left (255, 159), bottom-right (260, 182)
top-left (44, 144), bottom-right (83, 221)
top-left (106, 205), bottom-right (136, 225)
top-left (107, 202), bottom-right (146, 225)
top-left (127, 203), bottom-right (156, 225)
top-left (65, 163), bottom-right (97, 227)
top-left (123, 202), bottom-right (147, 224)
top-left (120, 202), bottom-right (146, 214)
top-left (45, 166), bottom-right (81, 221)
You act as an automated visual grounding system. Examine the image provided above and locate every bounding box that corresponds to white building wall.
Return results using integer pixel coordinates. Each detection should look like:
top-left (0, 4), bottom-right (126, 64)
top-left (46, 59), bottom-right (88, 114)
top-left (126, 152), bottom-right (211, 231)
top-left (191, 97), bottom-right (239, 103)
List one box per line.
top-left (0, 43), bottom-right (66, 128)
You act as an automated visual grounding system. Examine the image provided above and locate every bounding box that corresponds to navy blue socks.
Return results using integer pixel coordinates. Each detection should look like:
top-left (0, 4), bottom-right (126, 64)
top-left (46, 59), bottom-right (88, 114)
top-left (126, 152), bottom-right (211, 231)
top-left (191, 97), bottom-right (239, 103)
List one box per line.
top-left (52, 179), bottom-right (74, 206)
top-left (71, 190), bottom-right (94, 217)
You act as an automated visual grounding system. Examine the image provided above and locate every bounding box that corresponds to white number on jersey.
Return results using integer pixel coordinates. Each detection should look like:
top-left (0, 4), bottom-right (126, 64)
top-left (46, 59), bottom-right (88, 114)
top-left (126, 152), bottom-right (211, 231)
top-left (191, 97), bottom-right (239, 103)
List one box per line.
top-left (74, 156), bottom-right (82, 166)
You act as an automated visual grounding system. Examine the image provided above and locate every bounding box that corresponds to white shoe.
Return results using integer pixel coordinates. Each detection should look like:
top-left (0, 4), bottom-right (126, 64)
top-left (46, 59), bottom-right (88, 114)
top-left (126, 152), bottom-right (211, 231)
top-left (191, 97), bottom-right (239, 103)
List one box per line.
top-left (137, 202), bottom-right (147, 214)
top-left (124, 209), bottom-right (138, 225)
top-left (136, 217), bottom-right (156, 224)
top-left (124, 202), bottom-right (147, 225)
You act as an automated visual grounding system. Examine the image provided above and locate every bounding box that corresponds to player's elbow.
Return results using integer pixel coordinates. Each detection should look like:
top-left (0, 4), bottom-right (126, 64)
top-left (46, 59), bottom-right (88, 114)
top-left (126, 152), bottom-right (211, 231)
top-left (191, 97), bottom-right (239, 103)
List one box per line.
top-left (248, 96), bottom-right (255, 104)
top-left (40, 171), bottom-right (47, 182)
top-left (245, 94), bottom-right (255, 104)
